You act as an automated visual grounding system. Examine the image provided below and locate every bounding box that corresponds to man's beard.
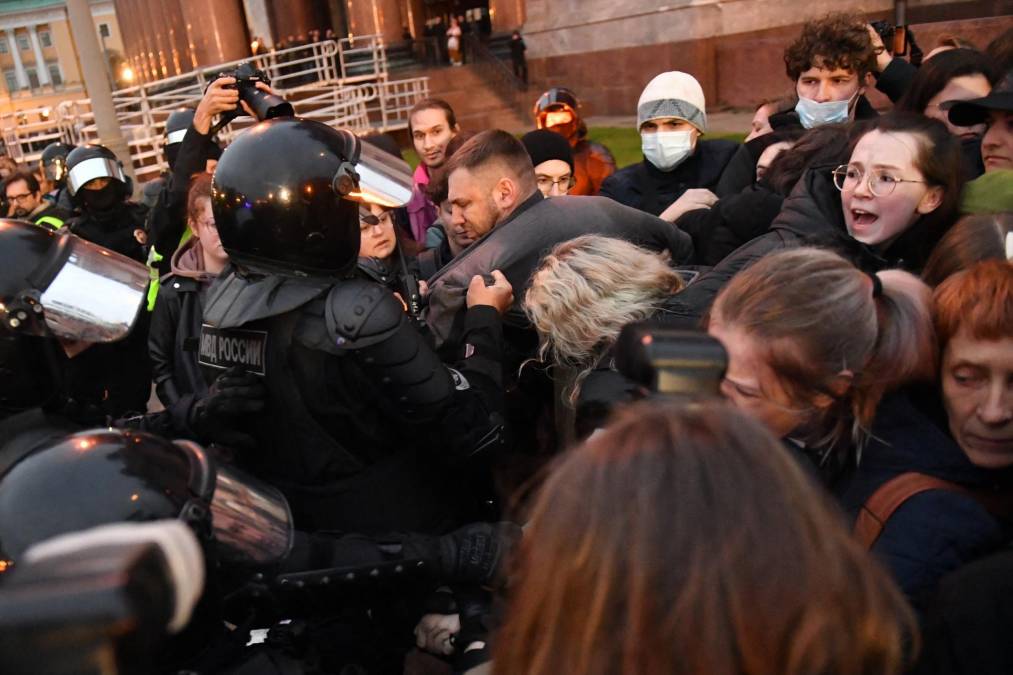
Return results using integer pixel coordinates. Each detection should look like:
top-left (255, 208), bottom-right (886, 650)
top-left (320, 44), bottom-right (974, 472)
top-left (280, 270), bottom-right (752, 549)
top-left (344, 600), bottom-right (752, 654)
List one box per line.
top-left (12, 206), bottom-right (30, 218)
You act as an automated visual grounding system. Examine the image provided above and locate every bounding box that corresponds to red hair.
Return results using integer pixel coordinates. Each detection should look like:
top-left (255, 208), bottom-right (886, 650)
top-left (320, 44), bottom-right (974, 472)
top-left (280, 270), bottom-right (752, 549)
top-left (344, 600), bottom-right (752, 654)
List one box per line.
top-left (933, 260), bottom-right (1013, 348)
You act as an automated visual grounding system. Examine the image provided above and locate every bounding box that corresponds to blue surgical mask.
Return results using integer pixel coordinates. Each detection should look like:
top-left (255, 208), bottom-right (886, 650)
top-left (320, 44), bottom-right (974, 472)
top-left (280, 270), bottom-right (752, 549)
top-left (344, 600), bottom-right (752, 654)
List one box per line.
top-left (794, 92), bottom-right (857, 129)
top-left (641, 130), bottom-right (695, 171)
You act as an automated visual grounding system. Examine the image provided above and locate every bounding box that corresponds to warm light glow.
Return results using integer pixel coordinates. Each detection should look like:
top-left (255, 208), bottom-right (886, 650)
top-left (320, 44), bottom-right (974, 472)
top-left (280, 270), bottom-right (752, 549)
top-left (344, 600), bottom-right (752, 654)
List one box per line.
top-left (0, 560), bottom-right (10, 573)
top-left (278, 187), bottom-right (291, 203)
top-left (130, 493), bottom-right (139, 502)
top-left (251, 39), bottom-right (260, 53)
top-left (121, 65), bottom-right (135, 83)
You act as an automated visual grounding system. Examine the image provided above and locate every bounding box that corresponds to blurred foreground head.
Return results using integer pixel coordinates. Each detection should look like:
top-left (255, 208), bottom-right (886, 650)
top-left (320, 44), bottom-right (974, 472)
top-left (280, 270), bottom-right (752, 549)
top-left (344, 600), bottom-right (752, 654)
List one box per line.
top-left (494, 400), bottom-right (917, 675)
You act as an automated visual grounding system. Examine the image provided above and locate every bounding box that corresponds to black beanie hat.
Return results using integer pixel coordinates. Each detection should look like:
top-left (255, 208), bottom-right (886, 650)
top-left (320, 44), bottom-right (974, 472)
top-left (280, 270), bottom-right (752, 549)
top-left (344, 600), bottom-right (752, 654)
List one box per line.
top-left (521, 129), bottom-right (574, 172)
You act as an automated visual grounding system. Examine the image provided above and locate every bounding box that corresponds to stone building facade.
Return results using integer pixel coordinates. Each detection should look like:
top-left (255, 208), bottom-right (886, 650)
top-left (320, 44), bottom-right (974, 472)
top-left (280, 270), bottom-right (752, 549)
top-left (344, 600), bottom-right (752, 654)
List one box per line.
top-left (0, 0), bottom-right (124, 114)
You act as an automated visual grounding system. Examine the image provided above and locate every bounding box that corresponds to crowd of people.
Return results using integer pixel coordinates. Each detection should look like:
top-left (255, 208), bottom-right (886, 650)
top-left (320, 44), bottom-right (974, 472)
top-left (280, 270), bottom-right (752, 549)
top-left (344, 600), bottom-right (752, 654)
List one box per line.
top-left (0, 10), bottom-right (1011, 675)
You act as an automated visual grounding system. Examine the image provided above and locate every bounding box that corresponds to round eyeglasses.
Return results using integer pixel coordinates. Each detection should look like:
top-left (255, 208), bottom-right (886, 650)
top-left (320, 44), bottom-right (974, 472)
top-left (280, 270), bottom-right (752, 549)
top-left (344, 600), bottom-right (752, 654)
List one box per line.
top-left (536, 175), bottom-right (576, 193)
top-left (832, 164), bottom-right (927, 197)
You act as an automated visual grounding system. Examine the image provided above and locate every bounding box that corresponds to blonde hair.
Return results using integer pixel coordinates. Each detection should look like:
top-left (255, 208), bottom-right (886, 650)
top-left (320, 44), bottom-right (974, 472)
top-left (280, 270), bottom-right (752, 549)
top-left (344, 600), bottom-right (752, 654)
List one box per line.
top-left (712, 247), bottom-right (936, 458)
top-left (523, 235), bottom-right (684, 400)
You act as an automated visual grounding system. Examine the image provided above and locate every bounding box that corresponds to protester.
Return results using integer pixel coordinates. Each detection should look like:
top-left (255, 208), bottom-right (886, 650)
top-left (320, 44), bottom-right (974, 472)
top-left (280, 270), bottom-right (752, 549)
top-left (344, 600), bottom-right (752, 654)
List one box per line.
top-left (419, 131), bottom-right (478, 279)
top-left (520, 129), bottom-right (575, 197)
top-left (667, 113), bottom-right (964, 321)
top-left (708, 247), bottom-right (936, 486)
top-left (600, 71), bottom-right (737, 219)
top-left (837, 260), bottom-right (1013, 609)
top-left (773, 12), bottom-right (880, 131)
top-left (424, 129), bottom-right (694, 350)
top-left (533, 87), bottom-right (615, 195)
top-left (408, 98), bottom-right (460, 242)
top-left (922, 212), bottom-right (1013, 286)
top-left (149, 173), bottom-right (223, 411)
top-left (523, 235), bottom-right (684, 435)
top-left (745, 96), bottom-right (795, 141)
top-left (2, 170), bottom-right (70, 229)
top-left (0, 155), bottom-right (18, 180)
top-left (493, 400), bottom-right (917, 675)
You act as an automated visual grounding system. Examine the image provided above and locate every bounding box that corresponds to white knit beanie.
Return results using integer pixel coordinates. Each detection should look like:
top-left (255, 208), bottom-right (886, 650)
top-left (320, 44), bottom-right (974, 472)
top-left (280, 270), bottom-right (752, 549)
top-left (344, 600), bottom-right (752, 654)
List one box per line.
top-left (637, 71), bottom-right (707, 133)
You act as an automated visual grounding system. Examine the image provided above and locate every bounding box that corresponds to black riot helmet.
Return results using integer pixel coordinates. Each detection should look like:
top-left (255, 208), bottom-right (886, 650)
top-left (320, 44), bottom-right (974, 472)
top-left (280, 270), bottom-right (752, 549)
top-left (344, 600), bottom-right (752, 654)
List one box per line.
top-left (163, 108), bottom-right (195, 169)
top-left (0, 220), bottom-right (149, 415)
top-left (211, 117), bottom-right (413, 277)
top-left (39, 142), bottom-right (75, 186)
top-left (65, 143), bottom-right (129, 206)
top-left (0, 429), bottom-right (294, 570)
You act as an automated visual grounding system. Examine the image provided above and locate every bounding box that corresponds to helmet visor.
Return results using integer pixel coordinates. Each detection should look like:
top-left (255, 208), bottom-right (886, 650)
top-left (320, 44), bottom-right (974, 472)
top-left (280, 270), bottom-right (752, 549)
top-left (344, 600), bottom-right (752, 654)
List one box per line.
top-left (43, 157), bottom-right (67, 183)
top-left (67, 156), bottom-right (125, 196)
top-left (346, 140), bottom-right (413, 209)
top-left (39, 235), bottom-right (149, 342)
top-left (209, 462), bottom-right (293, 565)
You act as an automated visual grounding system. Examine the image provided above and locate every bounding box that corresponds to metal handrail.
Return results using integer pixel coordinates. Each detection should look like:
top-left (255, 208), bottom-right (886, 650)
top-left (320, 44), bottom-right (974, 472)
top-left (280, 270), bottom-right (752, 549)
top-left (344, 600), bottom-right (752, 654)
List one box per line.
top-left (2, 37), bottom-right (431, 175)
top-left (461, 35), bottom-right (527, 117)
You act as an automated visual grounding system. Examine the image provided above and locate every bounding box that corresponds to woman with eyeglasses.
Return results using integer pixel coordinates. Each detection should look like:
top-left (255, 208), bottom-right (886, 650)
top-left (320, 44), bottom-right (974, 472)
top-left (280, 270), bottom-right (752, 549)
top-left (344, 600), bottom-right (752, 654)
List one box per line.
top-left (664, 113), bottom-right (964, 322)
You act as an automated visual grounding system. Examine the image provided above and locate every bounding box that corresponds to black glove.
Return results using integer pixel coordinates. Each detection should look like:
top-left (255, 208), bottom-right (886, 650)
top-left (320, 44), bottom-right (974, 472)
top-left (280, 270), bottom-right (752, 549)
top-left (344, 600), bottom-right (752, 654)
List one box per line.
top-left (422, 521), bottom-right (522, 587)
top-left (189, 365), bottom-right (266, 448)
top-left (452, 586), bottom-right (493, 673)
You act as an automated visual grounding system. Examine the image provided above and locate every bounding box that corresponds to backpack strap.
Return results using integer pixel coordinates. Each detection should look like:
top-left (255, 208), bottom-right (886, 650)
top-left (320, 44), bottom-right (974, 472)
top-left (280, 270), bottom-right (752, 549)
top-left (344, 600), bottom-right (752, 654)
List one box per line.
top-left (854, 472), bottom-right (972, 550)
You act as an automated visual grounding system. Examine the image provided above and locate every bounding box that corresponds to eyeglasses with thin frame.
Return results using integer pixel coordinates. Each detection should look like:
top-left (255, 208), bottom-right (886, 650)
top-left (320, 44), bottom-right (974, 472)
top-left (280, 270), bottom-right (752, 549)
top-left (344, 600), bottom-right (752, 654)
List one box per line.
top-left (6, 191), bottom-right (36, 204)
top-left (536, 175), bottom-right (575, 193)
top-left (832, 164), bottom-right (927, 197)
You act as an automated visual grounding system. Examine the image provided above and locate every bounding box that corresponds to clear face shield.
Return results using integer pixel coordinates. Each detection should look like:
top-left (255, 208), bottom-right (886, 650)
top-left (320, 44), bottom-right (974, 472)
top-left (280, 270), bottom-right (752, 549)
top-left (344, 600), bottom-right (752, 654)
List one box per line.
top-left (66, 156), bottom-right (126, 197)
top-left (340, 138), bottom-right (414, 209)
top-left (43, 157), bottom-right (68, 183)
top-left (2, 231), bottom-right (149, 343)
top-left (173, 440), bottom-right (294, 567)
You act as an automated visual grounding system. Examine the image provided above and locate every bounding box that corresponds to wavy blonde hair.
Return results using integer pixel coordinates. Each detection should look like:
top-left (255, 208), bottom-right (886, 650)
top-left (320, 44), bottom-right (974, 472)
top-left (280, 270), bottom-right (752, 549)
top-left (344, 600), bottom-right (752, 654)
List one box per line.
top-left (523, 235), bottom-right (684, 400)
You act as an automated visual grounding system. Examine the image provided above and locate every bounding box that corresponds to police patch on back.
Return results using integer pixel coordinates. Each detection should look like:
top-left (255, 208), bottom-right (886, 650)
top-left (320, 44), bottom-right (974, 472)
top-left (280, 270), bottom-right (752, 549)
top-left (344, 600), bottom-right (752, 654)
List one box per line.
top-left (198, 324), bottom-right (268, 376)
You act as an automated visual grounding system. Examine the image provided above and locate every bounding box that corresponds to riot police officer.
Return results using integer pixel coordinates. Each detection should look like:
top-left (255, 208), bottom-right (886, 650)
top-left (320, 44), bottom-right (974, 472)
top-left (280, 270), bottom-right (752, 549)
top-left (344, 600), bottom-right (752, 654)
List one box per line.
top-left (65, 143), bottom-right (148, 261)
top-left (39, 141), bottom-right (76, 212)
top-left (204, 116), bottom-right (512, 536)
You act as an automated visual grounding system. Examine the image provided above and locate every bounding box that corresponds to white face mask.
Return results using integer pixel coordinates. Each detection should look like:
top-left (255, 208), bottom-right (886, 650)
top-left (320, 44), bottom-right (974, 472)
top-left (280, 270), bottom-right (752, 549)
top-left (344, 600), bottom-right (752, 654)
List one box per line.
top-left (641, 130), bottom-right (695, 171)
top-left (795, 91), bottom-right (858, 129)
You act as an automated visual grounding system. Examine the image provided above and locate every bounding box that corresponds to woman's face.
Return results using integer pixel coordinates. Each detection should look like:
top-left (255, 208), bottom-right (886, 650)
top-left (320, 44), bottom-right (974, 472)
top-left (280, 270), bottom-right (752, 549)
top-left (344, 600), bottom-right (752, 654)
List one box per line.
top-left (191, 198), bottom-right (227, 261)
top-left (941, 329), bottom-right (1013, 469)
top-left (708, 315), bottom-right (813, 439)
top-left (841, 130), bottom-right (943, 249)
top-left (925, 74), bottom-right (991, 141)
top-left (359, 203), bottom-right (397, 260)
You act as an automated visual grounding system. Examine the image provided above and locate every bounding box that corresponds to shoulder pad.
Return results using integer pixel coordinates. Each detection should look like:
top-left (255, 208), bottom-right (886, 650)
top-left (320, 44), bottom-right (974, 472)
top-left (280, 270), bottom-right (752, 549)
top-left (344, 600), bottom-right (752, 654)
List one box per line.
top-left (326, 278), bottom-right (405, 347)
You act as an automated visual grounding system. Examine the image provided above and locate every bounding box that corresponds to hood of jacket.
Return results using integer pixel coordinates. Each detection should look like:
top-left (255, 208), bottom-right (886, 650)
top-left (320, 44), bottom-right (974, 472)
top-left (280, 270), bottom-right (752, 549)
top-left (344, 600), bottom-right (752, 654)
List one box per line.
top-left (167, 236), bottom-right (217, 283)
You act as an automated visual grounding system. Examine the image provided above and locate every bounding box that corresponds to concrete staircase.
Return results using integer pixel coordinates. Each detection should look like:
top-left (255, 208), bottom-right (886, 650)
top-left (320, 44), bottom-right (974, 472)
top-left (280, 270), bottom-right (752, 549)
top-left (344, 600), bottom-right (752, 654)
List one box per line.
top-left (407, 62), bottom-right (530, 133)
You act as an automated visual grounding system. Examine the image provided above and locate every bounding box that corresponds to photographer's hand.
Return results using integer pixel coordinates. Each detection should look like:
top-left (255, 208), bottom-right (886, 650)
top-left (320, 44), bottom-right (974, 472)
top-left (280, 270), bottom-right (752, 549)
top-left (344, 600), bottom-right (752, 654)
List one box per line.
top-left (195, 77), bottom-right (240, 134)
top-left (239, 81), bottom-right (281, 119)
top-left (866, 24), bottom-right (893, 73)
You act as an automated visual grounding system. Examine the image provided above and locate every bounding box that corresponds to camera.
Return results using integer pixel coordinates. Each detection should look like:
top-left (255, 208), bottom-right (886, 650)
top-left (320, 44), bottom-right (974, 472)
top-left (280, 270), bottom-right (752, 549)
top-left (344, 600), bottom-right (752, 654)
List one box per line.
top-left (209, 62), bottom-right (294, 133)
top-left (614, 321), bottom-right (727, 398)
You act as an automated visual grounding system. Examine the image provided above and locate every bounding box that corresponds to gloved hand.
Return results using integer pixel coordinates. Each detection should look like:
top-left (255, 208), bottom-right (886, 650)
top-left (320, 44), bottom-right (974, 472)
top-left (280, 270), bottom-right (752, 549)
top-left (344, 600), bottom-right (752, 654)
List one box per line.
top-left (189, 365), bottom-right (266, 448)
top-left (436, 521), bottom-right (522, 587)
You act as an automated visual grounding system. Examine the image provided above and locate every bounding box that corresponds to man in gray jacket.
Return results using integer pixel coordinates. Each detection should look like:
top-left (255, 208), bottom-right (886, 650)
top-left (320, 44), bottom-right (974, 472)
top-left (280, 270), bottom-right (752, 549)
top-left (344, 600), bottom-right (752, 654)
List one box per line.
top-left (425, 129), bottom-right (695, 349)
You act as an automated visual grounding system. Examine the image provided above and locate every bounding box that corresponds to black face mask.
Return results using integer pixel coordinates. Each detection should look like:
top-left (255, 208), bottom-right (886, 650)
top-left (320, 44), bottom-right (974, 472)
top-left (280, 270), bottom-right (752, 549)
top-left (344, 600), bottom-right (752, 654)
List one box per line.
top-left (81, 182), bottom-right (122, 213)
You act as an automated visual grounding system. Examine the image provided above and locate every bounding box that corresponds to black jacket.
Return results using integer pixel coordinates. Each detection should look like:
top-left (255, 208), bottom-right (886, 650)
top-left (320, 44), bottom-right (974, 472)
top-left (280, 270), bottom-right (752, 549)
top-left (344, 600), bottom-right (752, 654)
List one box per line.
top-left (837, 393), bottom-right (1013, 610)
top-left (662, 164), bottom-right (942, 322)
top-left (425, 191), bottom-right (694, 349)
top-left (599, 139), bottom-right (739, 216)
top-left (149, 273), bottom-right (212, 408)
top-left (146, 125), bottom-right (217, 276)
top-left (68, 201), bottom-right (149, 263)
top-left (675, 182), bottom-right (785, 266)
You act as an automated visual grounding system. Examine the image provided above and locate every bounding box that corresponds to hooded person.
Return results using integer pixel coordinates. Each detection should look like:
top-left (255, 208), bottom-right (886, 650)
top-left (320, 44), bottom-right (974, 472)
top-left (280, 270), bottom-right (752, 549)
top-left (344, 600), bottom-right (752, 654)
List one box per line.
top-left (599, 71), bottom-right (738, 219)
top-left (521, 129), bottom-right (576, 198)
top-left (533, 87), bottom-right (615, 196)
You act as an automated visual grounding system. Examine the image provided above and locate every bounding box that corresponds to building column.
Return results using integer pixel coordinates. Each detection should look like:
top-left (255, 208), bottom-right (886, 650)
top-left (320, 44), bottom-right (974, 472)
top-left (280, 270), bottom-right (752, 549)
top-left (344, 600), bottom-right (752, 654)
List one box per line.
top-left (28, 25), bottom-right (51, 86)
top-left (489, 0), bottom-right (525, 32)
top-left (5, 30), bottom-right (29, 90)
top-left (345, 0), bottom-right (403, 44)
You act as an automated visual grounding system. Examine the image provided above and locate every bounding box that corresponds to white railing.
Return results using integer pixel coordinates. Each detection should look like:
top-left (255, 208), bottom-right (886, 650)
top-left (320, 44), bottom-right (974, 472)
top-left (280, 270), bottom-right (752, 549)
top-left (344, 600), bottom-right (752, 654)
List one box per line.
top-left (1, 36), bottom-right (426, 179)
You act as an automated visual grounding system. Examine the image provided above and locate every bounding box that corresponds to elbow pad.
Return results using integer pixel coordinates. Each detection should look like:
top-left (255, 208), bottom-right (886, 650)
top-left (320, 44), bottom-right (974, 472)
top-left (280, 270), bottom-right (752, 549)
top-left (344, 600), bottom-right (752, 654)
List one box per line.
top-left (326, 279), bottom-right (453, 419)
